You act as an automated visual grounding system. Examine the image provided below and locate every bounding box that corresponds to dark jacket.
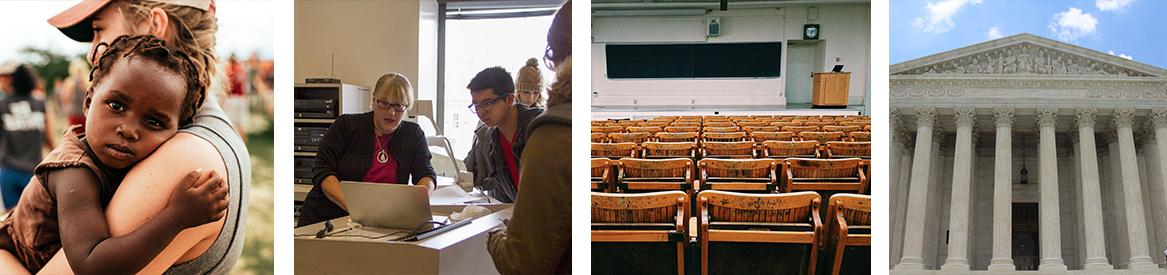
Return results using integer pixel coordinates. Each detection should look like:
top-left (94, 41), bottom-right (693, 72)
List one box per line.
top-left (487, 58), bottom-right (571, 274)
top-left (297, 112), bottom-right (436, 227)
top-left (464, 104), bottom-right (543, 203)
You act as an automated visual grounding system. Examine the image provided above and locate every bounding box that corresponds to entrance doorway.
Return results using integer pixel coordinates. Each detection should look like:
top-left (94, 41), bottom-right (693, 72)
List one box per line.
top-left (1013, 202), bottom-right (1039, 270)
top-left (785, 40), bottom-right (823, 105)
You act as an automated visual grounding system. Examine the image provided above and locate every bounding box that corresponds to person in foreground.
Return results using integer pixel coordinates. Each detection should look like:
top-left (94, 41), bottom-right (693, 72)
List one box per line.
top-left (297, 73), bottom-right (437, 227)
top-left (0, 35), bottom-right (226, 274)
top-left (486, 1), bottom-right (572, 274)
top-left (39, 0), bottom-right (252, 273)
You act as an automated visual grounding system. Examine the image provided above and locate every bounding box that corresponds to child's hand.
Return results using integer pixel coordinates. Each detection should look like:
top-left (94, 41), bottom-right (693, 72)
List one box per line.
top-left (166, 169), bottom-right (229, 229)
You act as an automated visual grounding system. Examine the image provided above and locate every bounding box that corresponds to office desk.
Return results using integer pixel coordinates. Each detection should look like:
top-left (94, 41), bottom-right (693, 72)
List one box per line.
top-left (294, 204), bottom-right (513, 274)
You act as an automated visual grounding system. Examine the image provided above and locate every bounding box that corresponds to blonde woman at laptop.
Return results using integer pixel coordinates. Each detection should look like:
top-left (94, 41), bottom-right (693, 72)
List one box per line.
top-left (297, 73), bottom-right (437, 227)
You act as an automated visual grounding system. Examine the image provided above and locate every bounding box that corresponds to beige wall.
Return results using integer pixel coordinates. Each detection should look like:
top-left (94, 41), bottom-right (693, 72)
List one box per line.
top-left (294, 0), bottom-right (437, 100)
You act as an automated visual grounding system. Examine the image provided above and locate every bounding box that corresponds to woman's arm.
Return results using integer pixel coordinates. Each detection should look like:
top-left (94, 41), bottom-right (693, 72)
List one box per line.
top-left (314, 115), bottom-right (352, 206)
top-left (318, 175), bottom-right (346, 209)
top-left (409, 125), bottom-right (437, 192)
top-left (38, 133), bottom-right (229, 274)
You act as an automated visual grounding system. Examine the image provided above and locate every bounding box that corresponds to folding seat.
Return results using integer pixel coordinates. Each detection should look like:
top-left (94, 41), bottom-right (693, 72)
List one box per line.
top-left (593, 191), bottom-right (689, 275)
top-left (697, 158), bottom-right (776, 192)
top-left (702, 132), bottom-right (747, 143)
top-left (609, 132), bottom-right (651, 144)
top-left (823, 194), bottom-right (872, 275)
top-left (700, 141), bottom-right (757, 159)
top-left (656, 132), bottom-right (700, 143)
top-left (617, 158), bottom-right (695, 195)
top-left (642, 141), bottom-right (698, 160)
top-left (593, 142), bottom-right (639, 159)
top-left (697, 190), bottom-right (822, 275)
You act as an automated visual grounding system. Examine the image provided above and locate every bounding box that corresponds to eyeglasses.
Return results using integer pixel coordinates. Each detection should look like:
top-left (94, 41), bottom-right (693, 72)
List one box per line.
top-left (467, 96), bottom-right (507, 113)
top-left (374, 100), bottom-right (408, 113)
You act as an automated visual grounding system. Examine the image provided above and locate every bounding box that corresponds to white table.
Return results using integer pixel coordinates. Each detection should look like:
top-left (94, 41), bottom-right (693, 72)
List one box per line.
top-left (294, 204), bottom-right (512, 274)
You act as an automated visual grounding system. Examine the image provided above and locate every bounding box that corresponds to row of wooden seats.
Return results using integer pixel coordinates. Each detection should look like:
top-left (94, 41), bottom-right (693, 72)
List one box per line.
top-left (592, 190), bottom-right (871, 275)
top-left (591, 157), bottom-right (869, 195)
top-left (592, 115), bottom-right (871, 126)
top-left (592, 141), bottom-right (871, 161)
top-left (592, 123), bottom-right (871, 134)
top-left (592, 131), bottom-right (871, 144)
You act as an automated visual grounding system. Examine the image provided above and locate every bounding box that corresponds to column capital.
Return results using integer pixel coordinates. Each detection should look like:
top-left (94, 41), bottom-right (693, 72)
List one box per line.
top-left (1076, 108), bottom-right (1097, 128)
top-left (916, 107), bottom-right (936, 128)
top-left (993, 107), bottom-right (1015, 127)
top-left (1037, 107), bottom-right (1058, 128)
top-left (1151, 109), bottom-right (1167, 128)
top-left (954, 106), bottom-right (977, 128)
top-left (1113, 108), bottom-right (1136, 128)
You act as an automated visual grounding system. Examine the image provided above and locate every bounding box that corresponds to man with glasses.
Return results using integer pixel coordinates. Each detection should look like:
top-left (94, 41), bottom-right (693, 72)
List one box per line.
top-left (465, 67), bottom-right (544, 203)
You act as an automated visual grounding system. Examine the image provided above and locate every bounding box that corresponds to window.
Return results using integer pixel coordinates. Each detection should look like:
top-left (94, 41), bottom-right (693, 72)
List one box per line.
top-left (442, 10), bottom-right (554, 159)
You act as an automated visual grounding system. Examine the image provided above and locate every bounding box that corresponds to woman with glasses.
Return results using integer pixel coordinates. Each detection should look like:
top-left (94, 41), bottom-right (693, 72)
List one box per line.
top-left (465, 67), bottom-right (544, 203)
top-left (297, 73), bottom-right (436, 227)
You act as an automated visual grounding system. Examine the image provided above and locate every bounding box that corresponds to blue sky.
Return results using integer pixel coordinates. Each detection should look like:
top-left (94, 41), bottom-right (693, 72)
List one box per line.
top-left (890, 0), bottom-right (1167, 68)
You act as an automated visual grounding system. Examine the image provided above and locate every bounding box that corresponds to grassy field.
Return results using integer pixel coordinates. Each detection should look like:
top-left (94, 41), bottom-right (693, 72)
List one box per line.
top-left (232, 124), bottom-right (275, 274)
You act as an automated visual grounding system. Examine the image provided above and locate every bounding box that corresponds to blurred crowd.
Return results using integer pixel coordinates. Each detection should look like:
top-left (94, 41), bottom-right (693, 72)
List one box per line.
top-left (0, 51), bottom-right (274, 143)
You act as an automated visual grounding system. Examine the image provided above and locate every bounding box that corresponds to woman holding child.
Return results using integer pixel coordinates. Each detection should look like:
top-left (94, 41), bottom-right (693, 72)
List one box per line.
top-left (0, 0), bottom-right (251, 273)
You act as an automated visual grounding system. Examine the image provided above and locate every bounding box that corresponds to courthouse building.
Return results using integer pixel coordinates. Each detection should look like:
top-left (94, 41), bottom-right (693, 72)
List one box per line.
top-left (889, 33), bottom-right (1167, 273)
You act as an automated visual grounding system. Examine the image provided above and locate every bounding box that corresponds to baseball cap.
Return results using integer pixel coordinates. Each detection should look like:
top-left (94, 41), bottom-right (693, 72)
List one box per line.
top-left (48, 0), bottom-right (214, 42)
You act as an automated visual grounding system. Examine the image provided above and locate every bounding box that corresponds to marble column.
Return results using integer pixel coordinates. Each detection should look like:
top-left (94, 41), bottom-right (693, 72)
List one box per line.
top-left (1075, 108), bottom-right (1113, 270)
top-left (942, 106), bottom-right (975, 271)
top-left (1037, 108), bottom-right (1068, 271)
top-left (891, 109), bottom-right (910, 268)
top-left (895, 107), bottom-right (936, 270)
top-left (1112, 109), bottom-right (1158, 270)
top-left (1152, 109), bottom-right (1167, 267)
top-left (988, 107), bottom-right (1016, 271)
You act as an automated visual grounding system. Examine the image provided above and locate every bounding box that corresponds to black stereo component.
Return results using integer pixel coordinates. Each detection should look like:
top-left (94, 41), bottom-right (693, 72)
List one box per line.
top-left (294, 127), bottom-right (329, 151)
top-left (294, 156), bottom-right (315, 185)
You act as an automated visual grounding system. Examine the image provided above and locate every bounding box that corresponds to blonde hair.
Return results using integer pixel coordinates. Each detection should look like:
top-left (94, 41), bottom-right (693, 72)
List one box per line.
top-left (118, 0), bottom-right (219, 98)
top-left (373, 73), bottom-right (414, 109)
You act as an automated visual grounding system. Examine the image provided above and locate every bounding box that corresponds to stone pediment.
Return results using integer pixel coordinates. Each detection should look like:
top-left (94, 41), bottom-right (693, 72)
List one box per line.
top-left (891, 33), bottom-right (1166, 77)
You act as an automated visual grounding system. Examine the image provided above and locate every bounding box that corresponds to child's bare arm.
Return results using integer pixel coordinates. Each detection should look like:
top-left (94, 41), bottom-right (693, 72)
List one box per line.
top-left (52, 168), bottom-right (227, 274)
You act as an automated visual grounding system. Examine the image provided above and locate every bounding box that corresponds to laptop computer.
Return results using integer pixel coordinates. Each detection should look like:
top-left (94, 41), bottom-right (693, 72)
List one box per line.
top-left (339, 181), bottom-right (432, 229)
top-left (831, 65), bottom-right (844, 72)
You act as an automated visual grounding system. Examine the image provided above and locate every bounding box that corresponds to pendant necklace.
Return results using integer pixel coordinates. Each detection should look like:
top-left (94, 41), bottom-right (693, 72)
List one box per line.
top-left (376, 134), bottom-right (389, 164)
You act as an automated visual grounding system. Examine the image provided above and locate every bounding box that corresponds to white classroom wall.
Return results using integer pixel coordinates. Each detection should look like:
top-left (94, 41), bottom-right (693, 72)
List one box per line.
top-left (294, 0), bottom-right (438, 102)
top-left (591, 4), bottom-right (870, 108)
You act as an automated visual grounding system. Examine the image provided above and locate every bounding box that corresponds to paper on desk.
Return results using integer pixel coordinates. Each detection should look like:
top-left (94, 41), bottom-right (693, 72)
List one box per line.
top-left (430, 185), bottom-right (488, 205)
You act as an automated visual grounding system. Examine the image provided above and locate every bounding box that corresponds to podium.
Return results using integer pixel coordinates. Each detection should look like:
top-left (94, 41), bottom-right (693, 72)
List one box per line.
top-left (811, 72), bottom-right (850, 107)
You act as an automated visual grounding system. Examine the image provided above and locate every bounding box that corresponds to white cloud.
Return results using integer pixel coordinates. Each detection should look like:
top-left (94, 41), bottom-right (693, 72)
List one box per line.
top-left (986, 26), bottom-right (1003, 39)
top-left (1107, 50), bottom-right (1134, 60)
top-left (1048, 7), bottom-right (1098, 41)
top-left (1096, 0), bottom-right (1134, 11)
top-left (912, 0), bottom-right (985, 34)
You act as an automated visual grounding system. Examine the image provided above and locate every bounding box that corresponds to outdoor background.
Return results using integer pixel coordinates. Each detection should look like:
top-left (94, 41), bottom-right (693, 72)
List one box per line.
top-left (0, 1), bottom-right (274, 274)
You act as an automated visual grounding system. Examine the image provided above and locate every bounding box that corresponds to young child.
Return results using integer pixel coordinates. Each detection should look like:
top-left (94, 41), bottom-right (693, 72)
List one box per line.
top-left (0, 35), bottom-right (226, 274)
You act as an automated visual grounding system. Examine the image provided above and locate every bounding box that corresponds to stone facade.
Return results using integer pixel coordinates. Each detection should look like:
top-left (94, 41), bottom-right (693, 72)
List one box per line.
top-left (890, 34), bottom-right (1167, 273)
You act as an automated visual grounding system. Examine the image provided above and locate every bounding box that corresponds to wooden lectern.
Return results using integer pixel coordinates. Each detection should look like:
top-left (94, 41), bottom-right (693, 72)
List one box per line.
top-left (812, 72), bottom-right (850, 107)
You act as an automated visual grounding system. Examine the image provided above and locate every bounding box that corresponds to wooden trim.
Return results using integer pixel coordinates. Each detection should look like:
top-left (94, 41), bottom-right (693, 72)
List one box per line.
top-left (706, 230), bottom-right (815, 243)
top-left (591, 230), bottom-right (676, 242)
